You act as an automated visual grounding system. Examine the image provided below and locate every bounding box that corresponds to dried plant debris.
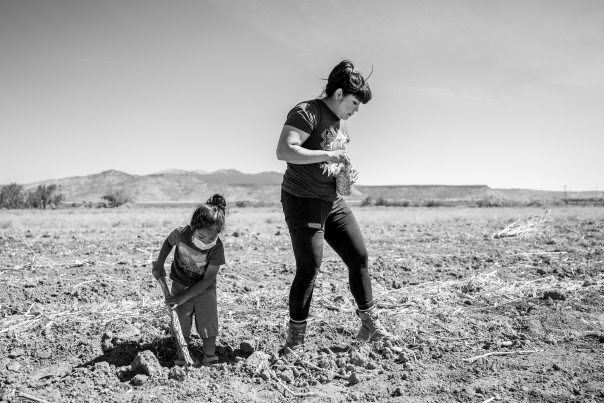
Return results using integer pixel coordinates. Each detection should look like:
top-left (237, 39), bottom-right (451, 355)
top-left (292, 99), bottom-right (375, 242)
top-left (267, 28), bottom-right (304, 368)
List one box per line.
top-left (1, 207), bottom-right (603, 402)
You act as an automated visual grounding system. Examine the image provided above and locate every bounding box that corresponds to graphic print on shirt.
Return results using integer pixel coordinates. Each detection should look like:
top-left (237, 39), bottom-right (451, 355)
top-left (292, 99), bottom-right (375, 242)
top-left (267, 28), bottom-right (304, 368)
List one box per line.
top-left (319, 125), bottom-right (350, 177)
top-left (175, 243), bottom-right (208, 276)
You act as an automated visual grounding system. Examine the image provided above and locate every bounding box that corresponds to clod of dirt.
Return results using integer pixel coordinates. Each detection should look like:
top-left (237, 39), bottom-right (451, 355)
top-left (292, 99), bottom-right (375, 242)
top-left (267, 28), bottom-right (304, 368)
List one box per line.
top-left (240, 341), bottom-right (255, 354)
top-left (168, 367), bottom-right (186, 381)
top-left (132, 374), bottom-right (148, 386)
top-left (260, 369), bottom-right (271, 381)
top-left (7, 361), bottom-right (21, 373)
top-left (279, 369), bottom-right (294, 383)
top-left (397, 352), bottom-right (409, 363)
top-left (543, 290), bottom-right (567, 300)
top-left (117, 325), bottom-right (141, 342)
top-left (348, 373), bottom-right (360, 385)
top-left (349, 352), bottom-right (366, 367)
top-left (131, 350), bottom-right (162, 377)
top-left (101, 338), bottom-right (114, 353)
top-left (0, 359), bottom-right (11, 377)
top-left (94, 361), bottom-right (111, 374)
top-left (30, 364), bottom-right (72, 382)
top-left (245, 351), bottom-right (270, 372)
top-left (8, 349), bottom-right (24, 358)
top-left (116, 366), bottom-right (131, 380)
top-left (37, 350), bottom-right (51, 359)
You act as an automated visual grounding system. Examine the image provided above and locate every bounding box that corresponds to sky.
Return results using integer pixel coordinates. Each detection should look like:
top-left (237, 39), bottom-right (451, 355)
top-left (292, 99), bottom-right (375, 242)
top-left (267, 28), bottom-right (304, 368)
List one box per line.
top-left (1, 0), bottom-right (603, 191)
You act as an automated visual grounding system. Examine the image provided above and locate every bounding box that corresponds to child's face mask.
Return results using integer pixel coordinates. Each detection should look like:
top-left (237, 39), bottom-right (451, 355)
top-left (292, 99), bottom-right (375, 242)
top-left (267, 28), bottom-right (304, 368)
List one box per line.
top-left (192, 228), bottom-right (218, 250)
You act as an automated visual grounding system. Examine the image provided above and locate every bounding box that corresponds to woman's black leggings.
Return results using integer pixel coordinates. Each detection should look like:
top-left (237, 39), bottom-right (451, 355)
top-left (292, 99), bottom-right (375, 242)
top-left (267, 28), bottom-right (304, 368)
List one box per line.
top-left (280, 190), bottom-right (374, 322)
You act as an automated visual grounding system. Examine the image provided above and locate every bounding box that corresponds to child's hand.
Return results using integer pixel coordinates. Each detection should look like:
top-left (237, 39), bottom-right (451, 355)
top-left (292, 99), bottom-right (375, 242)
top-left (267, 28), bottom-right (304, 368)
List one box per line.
top-left (165, 294), bottom-right (188, 309)
top-left (152, 260), bottom-right (166, 280)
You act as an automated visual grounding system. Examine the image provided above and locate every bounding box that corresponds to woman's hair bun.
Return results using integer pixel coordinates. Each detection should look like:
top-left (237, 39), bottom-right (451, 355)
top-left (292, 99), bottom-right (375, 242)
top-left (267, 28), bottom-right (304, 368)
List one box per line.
top-left (324, 59), bottom-right (372, 104)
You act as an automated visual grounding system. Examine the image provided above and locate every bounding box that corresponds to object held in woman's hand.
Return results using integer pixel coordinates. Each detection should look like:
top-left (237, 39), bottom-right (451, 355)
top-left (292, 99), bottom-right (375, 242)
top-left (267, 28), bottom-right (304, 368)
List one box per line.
top-left (336, 164), bottom-right (357, 196)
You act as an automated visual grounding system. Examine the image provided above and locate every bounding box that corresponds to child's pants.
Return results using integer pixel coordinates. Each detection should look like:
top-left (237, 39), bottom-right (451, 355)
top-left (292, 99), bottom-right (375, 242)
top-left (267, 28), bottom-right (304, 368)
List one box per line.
top-left (170, 281), bottom-right (218, 342)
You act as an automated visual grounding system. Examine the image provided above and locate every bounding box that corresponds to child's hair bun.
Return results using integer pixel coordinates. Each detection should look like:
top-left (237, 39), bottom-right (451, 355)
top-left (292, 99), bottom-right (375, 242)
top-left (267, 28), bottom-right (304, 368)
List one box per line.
top-left (206, 194), bottom-right (227, 214)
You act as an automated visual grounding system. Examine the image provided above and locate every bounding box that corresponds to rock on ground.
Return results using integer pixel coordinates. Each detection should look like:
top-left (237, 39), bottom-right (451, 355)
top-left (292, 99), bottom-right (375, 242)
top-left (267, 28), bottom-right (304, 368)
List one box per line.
top-left (240, 341), bottom-right (255, 354)
top-left (245, 351), bottom-right (270, 371)
top-left (131, 350), bottom-right (162, 377)
top-left (168, 367), bottom-right (186, 381)
top-left (132, 374), bottom-right (148, 386)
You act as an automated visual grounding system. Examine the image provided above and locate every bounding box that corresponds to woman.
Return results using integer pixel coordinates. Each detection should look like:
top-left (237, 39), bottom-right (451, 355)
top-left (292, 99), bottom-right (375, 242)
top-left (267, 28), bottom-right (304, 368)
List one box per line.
top-left (276, 60), bottom-right (390, 355)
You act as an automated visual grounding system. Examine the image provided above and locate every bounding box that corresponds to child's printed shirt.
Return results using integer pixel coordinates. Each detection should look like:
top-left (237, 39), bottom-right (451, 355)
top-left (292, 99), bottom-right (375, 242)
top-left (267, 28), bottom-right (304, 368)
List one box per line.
top-left (167, 225), bottom-right (226, 288)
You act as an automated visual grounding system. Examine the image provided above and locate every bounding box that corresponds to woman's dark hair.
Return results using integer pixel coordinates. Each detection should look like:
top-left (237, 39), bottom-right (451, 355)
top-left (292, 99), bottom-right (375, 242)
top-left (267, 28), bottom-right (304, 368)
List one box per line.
top-left (190, 194), bottom-right (227, 233)
top-left (323, 60), bottom-right (372, 104)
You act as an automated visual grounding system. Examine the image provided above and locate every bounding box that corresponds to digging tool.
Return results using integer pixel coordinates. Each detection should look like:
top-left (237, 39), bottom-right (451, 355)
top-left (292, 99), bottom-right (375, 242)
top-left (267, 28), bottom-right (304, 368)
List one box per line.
top-left (155, 269), bottom-right (194, 372)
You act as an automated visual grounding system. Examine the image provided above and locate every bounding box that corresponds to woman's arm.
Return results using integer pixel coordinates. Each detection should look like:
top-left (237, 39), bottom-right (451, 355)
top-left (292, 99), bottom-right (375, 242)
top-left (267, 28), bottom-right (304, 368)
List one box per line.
top-left (276, 125), bottom-right (348, 165)
top-left (152, 239), bottom-right (173, 279)
top-left (165, 264), bottom-right (221, 307)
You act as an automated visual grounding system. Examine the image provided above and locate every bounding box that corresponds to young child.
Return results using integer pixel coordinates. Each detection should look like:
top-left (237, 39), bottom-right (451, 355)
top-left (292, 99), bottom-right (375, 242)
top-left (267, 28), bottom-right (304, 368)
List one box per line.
top-left (152, 194), bottom-right (227, 366)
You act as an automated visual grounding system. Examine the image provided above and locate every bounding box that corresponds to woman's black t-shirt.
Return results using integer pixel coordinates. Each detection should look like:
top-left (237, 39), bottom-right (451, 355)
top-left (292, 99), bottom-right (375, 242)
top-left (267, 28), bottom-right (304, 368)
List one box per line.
top-left (281, 99), bottom-right (349, 201)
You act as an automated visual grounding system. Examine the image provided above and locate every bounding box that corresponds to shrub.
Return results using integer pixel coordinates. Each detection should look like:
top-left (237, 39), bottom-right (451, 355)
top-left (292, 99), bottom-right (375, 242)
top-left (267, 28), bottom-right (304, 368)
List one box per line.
top-left (375, 197), bottom-right (387, 206)
top-left (372, 197), bottom-right (410, 207)
top-left (477, 194), bottom-right (508, 208)
top-left (360, 197), bottom-right (374, 207)
top-left (101, 190), bottom-right (132, 208)
top-left (0, 183), bottom-right (26, 209)
top-left (26, 184), bottom-right (64, 209)
top-left (526, 199), bottom-right (544, 207)
top-left (424, 199), bottom-right (443, 207)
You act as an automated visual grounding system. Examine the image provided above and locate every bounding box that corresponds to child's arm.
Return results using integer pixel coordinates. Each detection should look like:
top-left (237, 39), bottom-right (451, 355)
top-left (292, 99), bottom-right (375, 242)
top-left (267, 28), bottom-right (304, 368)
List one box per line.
top-left (152, 239), bottom-right (173, 279)
top-left (165, 264), bottom-right (220, 307)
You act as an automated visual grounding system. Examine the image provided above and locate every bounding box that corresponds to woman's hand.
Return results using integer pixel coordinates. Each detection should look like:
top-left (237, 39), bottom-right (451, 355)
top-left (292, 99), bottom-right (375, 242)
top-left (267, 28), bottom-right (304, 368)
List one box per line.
top-left (326, 150), bottom-right (349, 164)
top-left (151, 260), bottom-right (166, 280)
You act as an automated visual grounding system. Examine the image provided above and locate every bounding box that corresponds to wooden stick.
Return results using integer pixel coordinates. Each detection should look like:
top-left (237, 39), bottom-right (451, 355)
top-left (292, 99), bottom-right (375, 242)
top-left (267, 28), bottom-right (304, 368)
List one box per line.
top-left (156, 277), bottom-right (194, 370)
top-left (18, 392), bottom-right (49, 403)
top-left (463, 349), bottom-right (541, 362)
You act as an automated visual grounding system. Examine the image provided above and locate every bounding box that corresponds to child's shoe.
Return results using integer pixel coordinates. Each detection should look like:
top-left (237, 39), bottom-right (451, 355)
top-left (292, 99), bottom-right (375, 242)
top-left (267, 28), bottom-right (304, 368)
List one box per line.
top-left (173, 358), bottom-right (187, 367)
top-left (202, 355), bottom-right (219, 366)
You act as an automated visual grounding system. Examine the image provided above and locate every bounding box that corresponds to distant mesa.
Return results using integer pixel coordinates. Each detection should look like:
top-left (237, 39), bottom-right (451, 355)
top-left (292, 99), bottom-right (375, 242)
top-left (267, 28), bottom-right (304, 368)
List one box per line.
top-left (152, 169), bottom-right (194, 175)
top-left (19, 169), bottom-right (285, 203)
top-left (5, 169), bottom-right (595, 205)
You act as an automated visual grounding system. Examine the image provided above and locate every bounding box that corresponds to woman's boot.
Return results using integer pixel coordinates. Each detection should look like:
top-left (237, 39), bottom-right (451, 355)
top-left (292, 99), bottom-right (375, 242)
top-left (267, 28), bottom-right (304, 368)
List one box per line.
top-left (356, 307), bottom-right (391, 341)
top-left (282, 320), bottom-right (307, 356)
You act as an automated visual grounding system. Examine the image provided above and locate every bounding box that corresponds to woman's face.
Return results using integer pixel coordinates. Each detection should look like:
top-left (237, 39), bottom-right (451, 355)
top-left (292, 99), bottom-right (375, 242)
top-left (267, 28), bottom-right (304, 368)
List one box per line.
top-left (334, 94), bottom-right (361, 120)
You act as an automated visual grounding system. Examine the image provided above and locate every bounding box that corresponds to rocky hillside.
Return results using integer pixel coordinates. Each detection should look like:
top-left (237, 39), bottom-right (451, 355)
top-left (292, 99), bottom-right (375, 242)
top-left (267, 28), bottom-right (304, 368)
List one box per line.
top-left (17, 169), bottom-right (591, 204)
